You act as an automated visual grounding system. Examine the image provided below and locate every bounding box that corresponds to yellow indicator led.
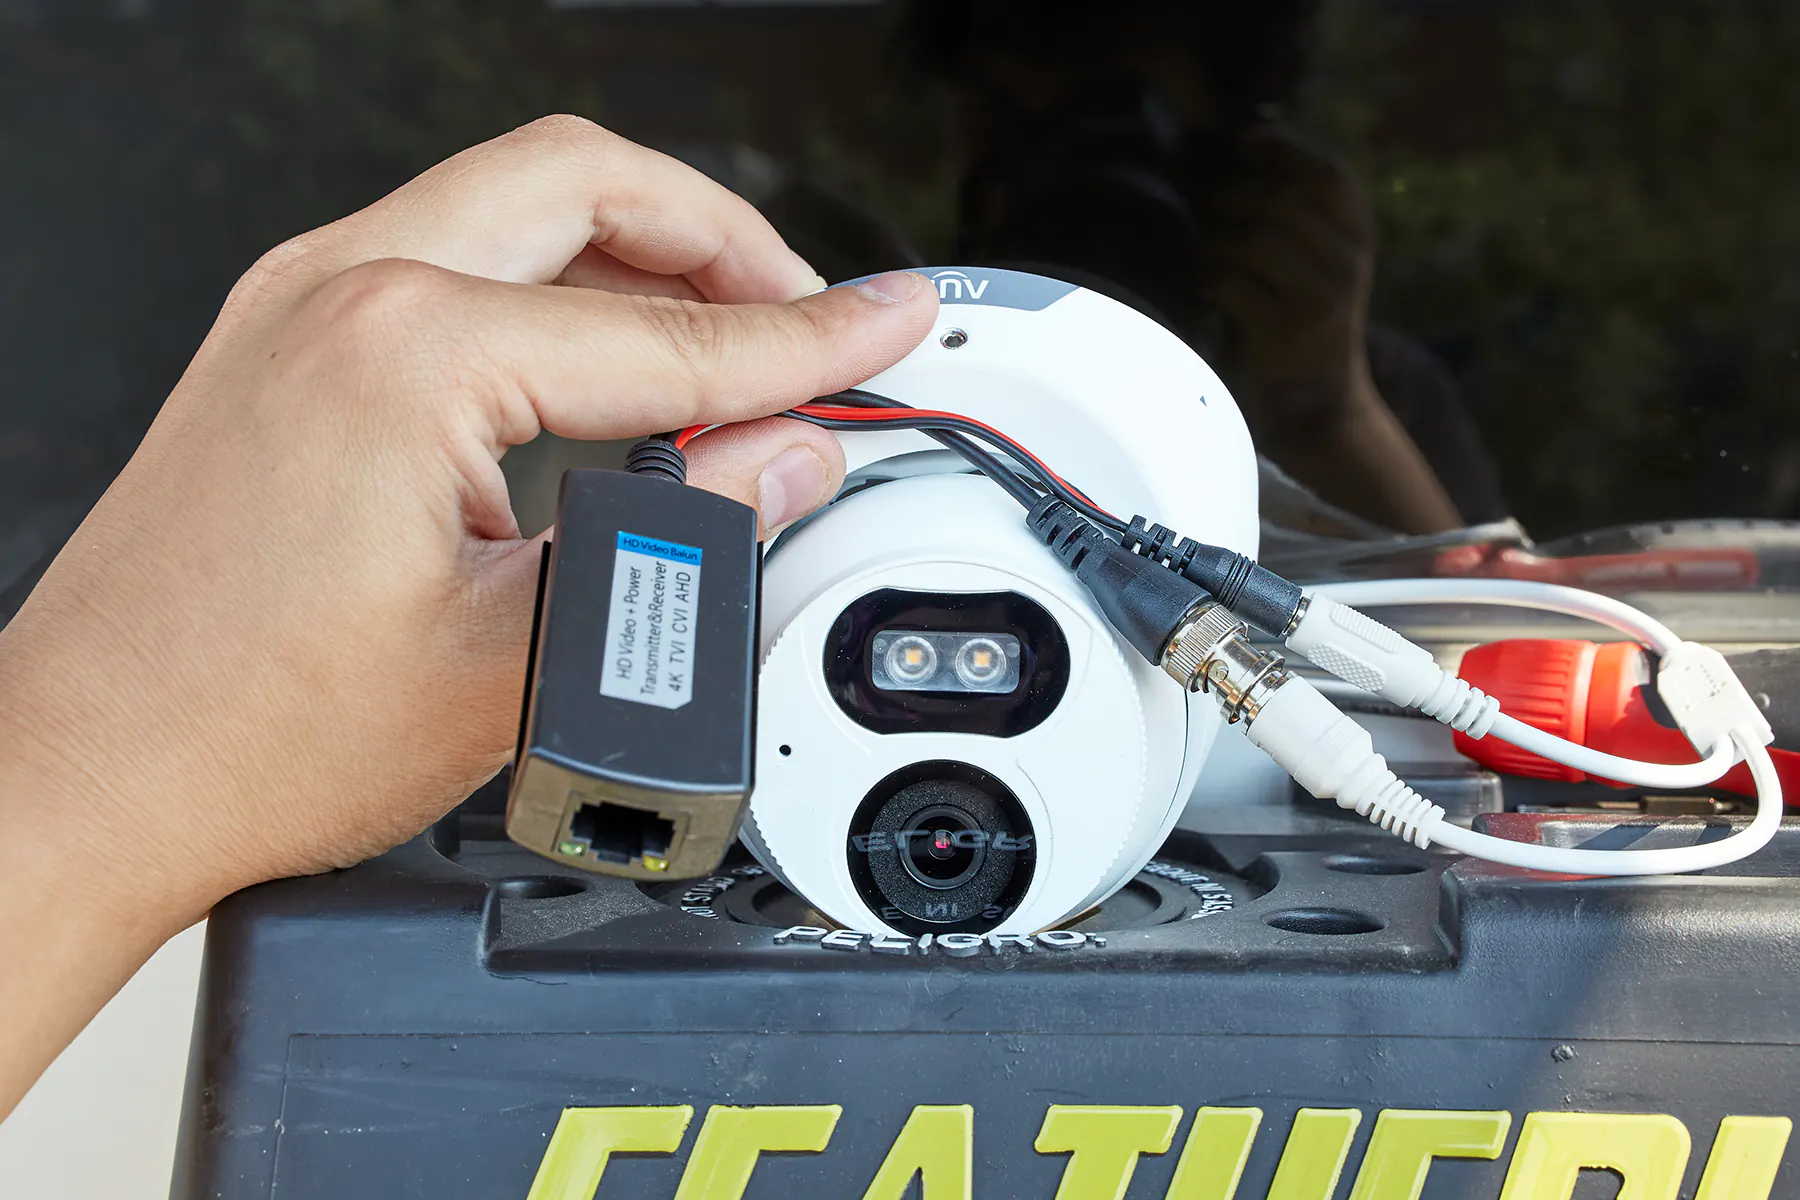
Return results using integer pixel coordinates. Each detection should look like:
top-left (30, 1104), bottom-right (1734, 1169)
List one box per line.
top-left (883, 634), bottom-right (940, 684)
top-left (641, 855), bottom-right (669, 872)
top-left (954, 636), bottom-right (1010, 688)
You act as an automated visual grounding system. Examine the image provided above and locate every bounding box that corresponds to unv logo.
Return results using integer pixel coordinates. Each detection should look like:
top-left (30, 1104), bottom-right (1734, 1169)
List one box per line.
top-left (931, 269), bottom-right (990, 301)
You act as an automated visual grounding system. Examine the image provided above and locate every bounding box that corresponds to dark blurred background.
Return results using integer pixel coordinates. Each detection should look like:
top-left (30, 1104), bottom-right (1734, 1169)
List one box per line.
top-left (3, 0), bottom-right (1798, 583)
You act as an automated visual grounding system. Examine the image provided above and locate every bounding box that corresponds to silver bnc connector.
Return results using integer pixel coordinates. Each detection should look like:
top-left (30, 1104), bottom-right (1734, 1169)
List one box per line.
top-left (1159, 601), bottom-right (1242, 689)
top-left (1160, 601), bottom-right (1291, 723)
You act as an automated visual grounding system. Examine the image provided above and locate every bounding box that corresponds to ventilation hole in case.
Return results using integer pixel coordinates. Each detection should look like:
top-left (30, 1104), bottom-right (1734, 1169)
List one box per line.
top-left (1264, 908), bottom-right (1382, 935)
top-left (493, 876), bottom-right (586, 900)
top-left (1321, 854), bottom-right (1425, 876)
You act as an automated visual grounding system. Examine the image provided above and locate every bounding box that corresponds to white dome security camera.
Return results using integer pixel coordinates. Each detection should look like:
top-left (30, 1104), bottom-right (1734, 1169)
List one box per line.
top-left (521, 277), bottom-right (1783, 907)
top-left (740, 268), bottom-right (1260, 937)
top-left (520, 270), bottom-right (1782, 911)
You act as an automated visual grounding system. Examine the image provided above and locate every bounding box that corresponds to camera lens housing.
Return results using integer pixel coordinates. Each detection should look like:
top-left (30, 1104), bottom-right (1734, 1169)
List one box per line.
top-left (847, 762), bottom-right (1036, 935)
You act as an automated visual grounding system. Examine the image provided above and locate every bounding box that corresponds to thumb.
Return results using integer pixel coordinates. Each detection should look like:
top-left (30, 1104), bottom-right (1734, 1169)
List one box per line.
top-left (683, 417), bottom-right (847, 538)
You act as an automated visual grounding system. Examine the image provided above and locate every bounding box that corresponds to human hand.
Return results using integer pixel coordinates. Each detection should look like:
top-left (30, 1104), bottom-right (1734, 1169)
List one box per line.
top-left (0, 116), bottom-right (937, 1111)
top-left (1196, 122), bottom-right (1377, 430)
top-left (1193, 123), bottom-right (1459, 532)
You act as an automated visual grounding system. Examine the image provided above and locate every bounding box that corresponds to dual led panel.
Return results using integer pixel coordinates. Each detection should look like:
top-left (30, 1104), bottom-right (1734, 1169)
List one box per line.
top-left (870, 630), bottom-right (1022, 695)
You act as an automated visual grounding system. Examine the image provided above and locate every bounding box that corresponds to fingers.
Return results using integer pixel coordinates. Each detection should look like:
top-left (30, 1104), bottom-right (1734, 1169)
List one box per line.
top-left (353, 265), bottom-right (939, 447)
top-left (553, 244), bottom-right (707, 300)
top-left (683, 418), bottom-right (847, 538)
top-left (277, 115), bottom-right (824, 300)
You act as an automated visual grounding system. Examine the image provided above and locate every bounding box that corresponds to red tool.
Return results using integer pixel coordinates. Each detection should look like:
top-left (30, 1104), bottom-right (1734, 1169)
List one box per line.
top-left (1433, 543), bottom-right (1761, 590)
top-left (1454, 638), bottom-right (1800, 801)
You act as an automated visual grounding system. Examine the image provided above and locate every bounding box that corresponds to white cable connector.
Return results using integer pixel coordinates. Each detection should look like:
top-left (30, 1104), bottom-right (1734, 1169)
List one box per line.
top-left (1657, 640), bottom-right (1775, 755)
top-left (1242, 674), bottom-right (1447, 848)
top-left (1285, 593), bottom-right (1499, 734)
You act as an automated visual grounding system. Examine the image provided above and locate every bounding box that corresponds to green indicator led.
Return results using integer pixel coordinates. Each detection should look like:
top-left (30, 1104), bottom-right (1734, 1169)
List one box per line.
top-left (557, 841), bottom-right (586, 858)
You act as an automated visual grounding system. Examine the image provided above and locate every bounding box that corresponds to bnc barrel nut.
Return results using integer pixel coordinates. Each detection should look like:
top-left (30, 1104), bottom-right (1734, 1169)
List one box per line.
top-left (1160, 602), bottom-right (1290, 723)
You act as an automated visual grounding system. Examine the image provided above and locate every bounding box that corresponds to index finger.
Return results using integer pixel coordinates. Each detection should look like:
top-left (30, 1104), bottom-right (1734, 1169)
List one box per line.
top-left (296, 116), bottom-right (822, 302)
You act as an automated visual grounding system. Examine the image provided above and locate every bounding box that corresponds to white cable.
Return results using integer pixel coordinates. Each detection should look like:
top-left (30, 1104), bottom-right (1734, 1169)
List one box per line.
top-left (1308, 578), bottom-right (1682, 656)
top-left (1282, 579), bottom-right (1758, 789)
top-left (1243, 676), bottom-right (1446, 848)
top-left (1428, 730), bottom-right (1781, 874)
top-left (1309, 669), bottom-right (1739, 788)
top-left (1243, 677), bottom-right (1784, 875)
top-left (1485, 710), bottom-right (1737, 789)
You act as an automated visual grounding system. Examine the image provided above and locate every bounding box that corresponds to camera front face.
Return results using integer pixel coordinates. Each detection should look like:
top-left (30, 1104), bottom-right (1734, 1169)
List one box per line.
top-left (820, 589), bottom-right (1068, 931)
top-left (744, 470), bottom-right (1206, 938)
top-left (846, 761), bottom-right (1038, 935)
top-left (739, 270), bottom-right (1256, 938)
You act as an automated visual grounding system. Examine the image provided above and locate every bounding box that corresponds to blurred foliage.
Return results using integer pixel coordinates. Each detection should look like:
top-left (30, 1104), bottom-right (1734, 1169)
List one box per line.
top-left (2, 0), bottom-right (613, 245)
top-left (1312, 0), bottom-right (1800, 531)
top-left (1, 0), bottom-right (1797, 543)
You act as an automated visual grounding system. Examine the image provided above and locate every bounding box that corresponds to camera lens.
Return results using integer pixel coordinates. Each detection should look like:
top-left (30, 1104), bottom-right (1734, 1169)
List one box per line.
top-left (953, 637), bottom-right (1008, 688)
top-left (898, 804), bottom-right (985, 890)
top-left (846, 762), bottom-right (1036, 936)
top-left (883, 634), bottom-right (938, 686)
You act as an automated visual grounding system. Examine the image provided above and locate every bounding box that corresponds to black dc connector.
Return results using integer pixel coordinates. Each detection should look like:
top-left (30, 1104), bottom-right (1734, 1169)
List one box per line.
top-left (1122, 516), bottom-right (1304, 636)
top-left (1028, 498), bottom-right (1213, 667)
top-left (624, 433), bottom-right (688, 484)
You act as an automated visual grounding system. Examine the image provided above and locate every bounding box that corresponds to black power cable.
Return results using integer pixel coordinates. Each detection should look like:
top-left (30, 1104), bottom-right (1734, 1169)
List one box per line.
top-left (661, 387), bottom-right (1309, 638)
top-left (788, 411), bottom-right (1043, 512)
top-left (803, 391), bottom-right (1304, 633)
top-left (794, 389), bottom-right (1126, 533)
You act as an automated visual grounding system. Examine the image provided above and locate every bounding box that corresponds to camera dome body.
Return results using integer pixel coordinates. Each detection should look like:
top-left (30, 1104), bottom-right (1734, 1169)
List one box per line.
top-left (742, 268), bottom-right (1259, 936)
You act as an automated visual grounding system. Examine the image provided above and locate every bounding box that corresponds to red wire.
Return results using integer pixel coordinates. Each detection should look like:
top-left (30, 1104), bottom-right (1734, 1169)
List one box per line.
top-left (675, 405), bottom-right (1107, 516)
top-left (792, 404), bottom-right (1103, 509)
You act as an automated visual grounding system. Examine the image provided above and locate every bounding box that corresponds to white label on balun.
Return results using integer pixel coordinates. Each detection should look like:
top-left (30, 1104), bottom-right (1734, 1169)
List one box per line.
top-left (600, 531), bottom-right (702, 710)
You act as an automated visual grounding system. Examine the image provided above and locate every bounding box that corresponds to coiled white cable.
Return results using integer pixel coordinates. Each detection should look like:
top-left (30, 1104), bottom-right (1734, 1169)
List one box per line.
top-left (1425, 730), bottom-right (1782, 875)
top-left (1310, 578), bottom-right (1683, 656)
top-left (1244, 676), bottom-right (1782, 875)
top-left (1483, 709), bottom-right (1737, 790)
top-left (1245, 576), bottom-right (1783, 875)
top-left (1289, 579), bottom-right (1751, 790)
